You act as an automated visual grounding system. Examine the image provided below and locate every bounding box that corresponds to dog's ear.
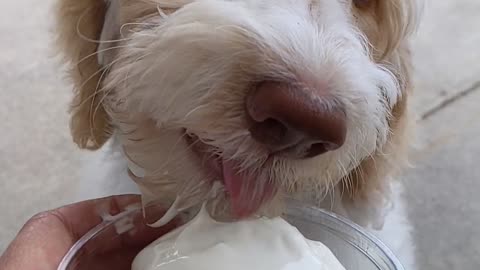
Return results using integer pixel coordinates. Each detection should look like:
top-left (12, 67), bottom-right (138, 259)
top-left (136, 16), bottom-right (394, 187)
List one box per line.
top-left (376, 0), bottom-right (418, 58)
top-left (354, 0), bottom-right (418, 59)
top-left (55, 0), bottom-right (112, 150)
top-left (56, 0), bottom-right (169, 150)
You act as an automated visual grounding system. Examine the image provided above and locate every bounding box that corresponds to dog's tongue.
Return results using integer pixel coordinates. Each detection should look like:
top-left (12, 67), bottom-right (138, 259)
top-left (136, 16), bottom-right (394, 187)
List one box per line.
top-left (222, 159), bottom-right (276, 218)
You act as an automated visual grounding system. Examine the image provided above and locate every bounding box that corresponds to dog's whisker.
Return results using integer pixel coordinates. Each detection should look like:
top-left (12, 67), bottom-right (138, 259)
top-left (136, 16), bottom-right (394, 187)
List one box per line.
top-left (89, 66), bottom-right (114, 140)
top-left (156, 5), bottom-right (169, 19)
top-left (120, 22), bottom-right (161, 38)
top-left (76, 7), bottom-right (133, 45)
top-left (76, 57), bottom-right (123, 95)
top-left (91, 86), bottom-right (117, 136)
top-left (79, 58), bottom-right (120, 131)
top-left (122, 52), bottom-right (152, 92)
top-left (74, 45), bottom-right (132, 67)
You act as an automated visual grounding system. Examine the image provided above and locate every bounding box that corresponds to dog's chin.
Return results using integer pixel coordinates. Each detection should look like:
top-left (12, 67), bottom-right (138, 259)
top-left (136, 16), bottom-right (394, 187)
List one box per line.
top-left (185, 133), bottom-right (277, 218)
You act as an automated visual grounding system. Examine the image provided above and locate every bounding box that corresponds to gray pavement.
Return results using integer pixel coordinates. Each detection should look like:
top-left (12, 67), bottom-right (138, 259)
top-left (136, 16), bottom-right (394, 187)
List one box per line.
top-left (1, 0), bottom-right (479, 269)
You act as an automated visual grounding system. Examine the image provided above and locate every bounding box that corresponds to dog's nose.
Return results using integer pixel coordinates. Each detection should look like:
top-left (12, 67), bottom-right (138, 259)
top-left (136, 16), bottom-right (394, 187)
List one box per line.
top-left (246, 81), bottom-right (347, 158)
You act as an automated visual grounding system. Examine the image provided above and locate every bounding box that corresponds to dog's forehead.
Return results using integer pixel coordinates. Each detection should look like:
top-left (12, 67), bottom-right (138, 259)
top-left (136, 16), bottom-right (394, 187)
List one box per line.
top-left (97, 0), bottom-right (355, 65)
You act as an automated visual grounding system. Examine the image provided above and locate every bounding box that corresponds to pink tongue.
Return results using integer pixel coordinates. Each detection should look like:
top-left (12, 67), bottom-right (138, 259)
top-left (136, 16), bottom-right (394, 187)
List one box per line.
top-left (222, 159), bottom-right (276, 219)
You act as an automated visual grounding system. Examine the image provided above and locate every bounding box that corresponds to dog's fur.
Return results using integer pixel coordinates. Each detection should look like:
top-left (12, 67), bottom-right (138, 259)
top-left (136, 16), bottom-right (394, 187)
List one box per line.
top-left (56, 0), bottom-right (419, 268)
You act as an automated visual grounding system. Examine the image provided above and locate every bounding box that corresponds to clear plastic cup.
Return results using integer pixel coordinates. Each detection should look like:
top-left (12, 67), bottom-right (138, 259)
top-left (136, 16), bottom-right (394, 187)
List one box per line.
top-left (285, 200), bottom-right (404, 270)
top-left (58, 201), bottom-right (404, 270)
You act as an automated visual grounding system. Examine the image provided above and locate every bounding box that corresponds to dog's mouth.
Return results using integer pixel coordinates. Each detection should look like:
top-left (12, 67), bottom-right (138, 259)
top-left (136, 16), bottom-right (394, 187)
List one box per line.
top-left (185, 133), bottom-right (277, 218)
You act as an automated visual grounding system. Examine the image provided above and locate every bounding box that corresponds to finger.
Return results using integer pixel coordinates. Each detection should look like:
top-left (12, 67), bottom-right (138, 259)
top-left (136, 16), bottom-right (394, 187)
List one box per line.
top-left (53, 194), bottom-right (178, 254)
top-left (70, 249), bottom-right (142, 270)
top-left (83, 204), bottom-right (177, 255)
top-left (0, 195), bottom-right (177, 270)
top-left (54, 194), bottom-right (143, 240)
top-left (0, 195), bottom-right (142, 270)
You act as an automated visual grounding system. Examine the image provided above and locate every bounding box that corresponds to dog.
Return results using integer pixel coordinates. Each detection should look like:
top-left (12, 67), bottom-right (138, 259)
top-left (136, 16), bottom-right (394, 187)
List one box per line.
top-left (55, 0), bottom-right (419, 268)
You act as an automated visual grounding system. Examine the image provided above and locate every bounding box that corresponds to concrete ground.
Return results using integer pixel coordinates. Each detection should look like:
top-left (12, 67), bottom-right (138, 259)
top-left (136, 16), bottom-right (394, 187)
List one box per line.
top-left (1, 0), bottom-right (479, 269)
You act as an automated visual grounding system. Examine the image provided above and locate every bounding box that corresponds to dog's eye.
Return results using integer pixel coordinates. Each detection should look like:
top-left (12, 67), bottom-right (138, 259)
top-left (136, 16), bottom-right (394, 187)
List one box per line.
top-left (353, 0), bottom-right (373, 9)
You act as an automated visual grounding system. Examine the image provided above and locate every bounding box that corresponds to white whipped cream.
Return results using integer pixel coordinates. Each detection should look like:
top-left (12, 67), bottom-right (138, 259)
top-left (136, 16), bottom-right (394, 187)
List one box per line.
top-left (132, 207), bottom-right (346, 270)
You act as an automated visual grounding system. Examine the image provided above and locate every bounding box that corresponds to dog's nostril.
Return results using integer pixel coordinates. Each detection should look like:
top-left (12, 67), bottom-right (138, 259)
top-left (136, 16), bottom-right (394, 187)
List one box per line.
top-left (249, 118), bottom-right (289, 146)
top-left (246, 80), bottom-right (347, 158)
top-left (304, 142), bottom-right (340, 158)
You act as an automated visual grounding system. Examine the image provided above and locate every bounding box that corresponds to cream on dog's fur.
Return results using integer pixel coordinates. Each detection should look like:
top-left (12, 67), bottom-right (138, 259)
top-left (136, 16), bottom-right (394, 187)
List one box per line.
top-left (56, 0), bottom-right (418, 268)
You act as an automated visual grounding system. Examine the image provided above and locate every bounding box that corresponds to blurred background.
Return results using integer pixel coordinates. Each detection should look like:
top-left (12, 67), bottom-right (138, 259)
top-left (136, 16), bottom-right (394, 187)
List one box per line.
top-left (0, 1), bottom-right (479, 269)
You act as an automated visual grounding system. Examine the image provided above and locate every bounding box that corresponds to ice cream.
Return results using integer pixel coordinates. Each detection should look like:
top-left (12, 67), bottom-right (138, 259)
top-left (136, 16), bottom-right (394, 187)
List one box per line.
top-left (132, 206), bottom-right (346, 270)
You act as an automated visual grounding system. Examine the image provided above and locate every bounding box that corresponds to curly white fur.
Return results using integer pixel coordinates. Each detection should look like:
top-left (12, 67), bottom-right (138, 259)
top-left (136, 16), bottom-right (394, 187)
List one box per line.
top-left (100, 0), bottom-right (401, 207)
top-left (57, 0), bottom-right (419, 268)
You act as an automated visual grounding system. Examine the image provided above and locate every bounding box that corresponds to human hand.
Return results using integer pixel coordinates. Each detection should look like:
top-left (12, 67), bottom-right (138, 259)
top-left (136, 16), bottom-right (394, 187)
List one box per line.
top-left (0, 195), bottom-right (176, 270)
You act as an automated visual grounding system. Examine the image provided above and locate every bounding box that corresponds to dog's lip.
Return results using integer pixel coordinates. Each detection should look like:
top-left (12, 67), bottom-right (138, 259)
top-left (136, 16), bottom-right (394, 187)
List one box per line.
top-left (184, 132), bottom-right (278, 218)
top-left (184, 133), bottom-right (223, 180)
